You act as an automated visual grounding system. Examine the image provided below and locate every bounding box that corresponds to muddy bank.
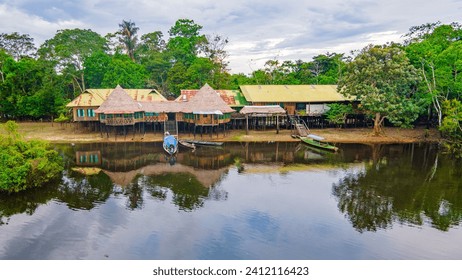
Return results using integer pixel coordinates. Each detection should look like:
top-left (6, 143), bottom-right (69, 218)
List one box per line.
top-left (11, 122), bottom-right (442, 144)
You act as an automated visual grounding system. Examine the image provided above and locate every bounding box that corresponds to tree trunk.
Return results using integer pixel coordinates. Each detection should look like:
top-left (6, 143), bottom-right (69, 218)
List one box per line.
top-left (373, 112), bottom-right (382, 136)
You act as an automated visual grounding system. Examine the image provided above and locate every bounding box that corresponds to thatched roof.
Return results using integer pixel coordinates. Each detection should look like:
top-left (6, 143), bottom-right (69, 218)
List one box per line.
top-left (181, 84), bottom-right (234, 114)
top-left (85, 84), bottom-right (234, 115)
top-left (141, 101), bottom-right (184, 113)
top-left (240, 105), bottom-right (286, 115)
top-left (94, 85), bottom-right (143, 114)
top-left (178, 89), bottom-right (246, 107)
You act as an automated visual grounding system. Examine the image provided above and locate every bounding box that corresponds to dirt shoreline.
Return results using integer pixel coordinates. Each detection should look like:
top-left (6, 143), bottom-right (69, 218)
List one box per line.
top-left (6, 122), bottom-right (443, 144)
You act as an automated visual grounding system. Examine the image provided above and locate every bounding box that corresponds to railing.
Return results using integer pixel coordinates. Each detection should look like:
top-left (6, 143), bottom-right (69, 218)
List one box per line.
top-left (105, 117), bottom-right (135, 126)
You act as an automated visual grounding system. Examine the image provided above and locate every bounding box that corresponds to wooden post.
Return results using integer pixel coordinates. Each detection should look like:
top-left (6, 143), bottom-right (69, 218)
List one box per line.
top-left (246, 114), bottom-right (249, 135)
top-left (276, 114), bottom-right (279, 134)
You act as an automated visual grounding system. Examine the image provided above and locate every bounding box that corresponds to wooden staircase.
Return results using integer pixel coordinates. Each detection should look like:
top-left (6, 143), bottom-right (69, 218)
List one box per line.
top-left (290, 116), bottom-right (310, 137)
top-left (164, 120), bottom-right (178, 136)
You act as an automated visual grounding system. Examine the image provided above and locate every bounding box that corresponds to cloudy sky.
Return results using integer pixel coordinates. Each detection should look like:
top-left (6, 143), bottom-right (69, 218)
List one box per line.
top-left (1, 0), bottom-right (461, 73)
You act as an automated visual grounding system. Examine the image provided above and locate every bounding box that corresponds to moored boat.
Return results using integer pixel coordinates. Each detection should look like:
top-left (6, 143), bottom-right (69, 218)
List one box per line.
top-left (179, 140), bottom-right (196, 150)
top-left (182, 140), bottom-right (223, 147)
top-left (300, 134), bottom-right (339, 152)
top-left (163, 132), bottom-right (178, 155)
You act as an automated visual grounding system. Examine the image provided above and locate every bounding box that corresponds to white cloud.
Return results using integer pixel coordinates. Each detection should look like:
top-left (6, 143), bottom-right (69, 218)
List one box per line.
top-left (1, 0), bottom-right (462, 73)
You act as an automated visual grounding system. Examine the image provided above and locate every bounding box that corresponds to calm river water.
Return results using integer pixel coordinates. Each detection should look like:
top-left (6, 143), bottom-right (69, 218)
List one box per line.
top-left (1, 141), bottom-right (462, 260)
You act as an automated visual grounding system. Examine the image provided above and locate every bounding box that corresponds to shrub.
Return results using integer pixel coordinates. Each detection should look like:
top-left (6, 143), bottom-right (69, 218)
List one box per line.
top-left (0, 121), bottom-right (63, 192)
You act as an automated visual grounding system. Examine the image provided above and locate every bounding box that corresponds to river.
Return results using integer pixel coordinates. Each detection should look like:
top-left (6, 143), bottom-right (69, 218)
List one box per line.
top-left (1, 141), bottom-right (461, 259)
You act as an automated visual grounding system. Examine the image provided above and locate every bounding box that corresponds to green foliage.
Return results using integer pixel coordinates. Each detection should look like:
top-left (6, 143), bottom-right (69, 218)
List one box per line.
top-left (440, 99), bottom-right (462, 139)
top-left (54, 113), bottom-right (70, 123)
top-left (405, 23), bottom-right (462, 127)
top-left (338, 44), bottom-right (422, 134)
top-left (0, 121), bottom-right (63, 193)
top-left (118, 20), bottom-right (139, 61)
top-left (0, 32), bottom-right (37, 60)
top-left (84, 52), bottom-right (148, 88)
top-left (38, 28), bottom-right (107, 93)
top-left (167, 19), bottom-right (207, 66)
top-left (325, 103), bottom-right (354, 126)
top-left (0, 52), bottom-right (67, 119)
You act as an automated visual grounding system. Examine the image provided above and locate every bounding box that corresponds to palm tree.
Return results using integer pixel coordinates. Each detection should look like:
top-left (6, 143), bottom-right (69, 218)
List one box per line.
top-left (118, 20), bottom-right (139, 61)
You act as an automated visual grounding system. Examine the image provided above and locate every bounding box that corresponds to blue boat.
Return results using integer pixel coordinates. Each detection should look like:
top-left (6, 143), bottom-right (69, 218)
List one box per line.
top-left (163, 132), bottom-right (178, 155)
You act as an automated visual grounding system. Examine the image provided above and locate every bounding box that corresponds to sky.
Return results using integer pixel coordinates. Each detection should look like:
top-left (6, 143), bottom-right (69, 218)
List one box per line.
top-left (1, 0), bottom-right (461, 74)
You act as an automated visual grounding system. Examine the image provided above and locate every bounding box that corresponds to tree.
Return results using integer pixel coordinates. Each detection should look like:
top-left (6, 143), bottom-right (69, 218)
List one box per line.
top-left (83, 51), bottom-right (112, 88)
top-left (138, 31), bottom-right (166, 54)
top-left (0, 121), bottom-right (63, 193)
top-left (38, 28), bottom-right (107, 94)
top-left (0, 53), bottom-right (67, 120)
top-left (136, 31), bottom-right (170, 93)
top-left (203, 34), bottom-right (229, 72)
top-left (405, 23), bottom-right (462, 127)
top-left (324, 103), bottom-right (354, 127)
top-left (440, 99), bottom-right (462, 139)
top-left (118, 20), bottom-right (139, 62)
top-left (338, 44), bottom-right (422, 135)
top-left (167, 19), bottom-right (207, 66)
top-left (100, 54), bottom-right (148, 88)
top-left (0, 32), bottom-right (37, 60)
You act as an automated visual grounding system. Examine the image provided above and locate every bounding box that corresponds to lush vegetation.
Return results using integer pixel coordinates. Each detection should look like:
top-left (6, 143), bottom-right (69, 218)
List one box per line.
top-left (0, 121), bottom-right (63, 192)
top-left (1, 19), bottom-right (462, 142)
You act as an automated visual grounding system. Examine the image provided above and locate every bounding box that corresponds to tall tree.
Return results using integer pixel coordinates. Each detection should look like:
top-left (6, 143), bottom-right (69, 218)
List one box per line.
top-left (338, 44), bottom-right (422, 135)
top-left (167, 19), bottom-right (207, 66)
top-left (405, 22), bottom-right (462, 127)
top-left (0, 32), bottom-right (37, 60)
top-left (38, 28), bottom-right (107, 95)
top-left (84, 52), bottom-right (148, 88)
top-left (0, 53), bottom-right (66, 120)
top-left (136, 31), bottom-right (170, 93)
top-left (118, 20), bottom-right (139, 62)
top-left (203, 34), bottom-right (229, 72)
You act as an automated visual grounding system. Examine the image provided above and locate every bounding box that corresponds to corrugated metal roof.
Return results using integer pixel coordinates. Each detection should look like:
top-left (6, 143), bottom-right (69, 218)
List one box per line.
top-left (239, 85), bottom-right (353, 103)
top-left (66, 87), bottom-right (166, 107)
top-left (240, 105), bottom-right (286, 115)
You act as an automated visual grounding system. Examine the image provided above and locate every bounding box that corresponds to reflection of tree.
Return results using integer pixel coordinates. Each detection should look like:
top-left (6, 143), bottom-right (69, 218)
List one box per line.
top-left (0, 182), bottom-right (60, 226)
top-left (123, 176), bottom-right (144, 210)
top-left (145, 173), bottom-right (220, 211)
top-left (334, 172), bottom-right (394, 232)
top-left (333, 144), bottom-right (462, 232)
top-left (57, 171), bottom-right (113, 210)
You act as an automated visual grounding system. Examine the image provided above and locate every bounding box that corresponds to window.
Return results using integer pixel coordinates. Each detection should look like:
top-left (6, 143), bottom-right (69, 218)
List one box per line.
top-left (100, 114), bottom-right (106, 120)
top-left (89, 154), bottom-right (99, 163)
top-left (77, 109), bottom-right (85, 117)
top-left (87, 109), bottom-right (95, 117)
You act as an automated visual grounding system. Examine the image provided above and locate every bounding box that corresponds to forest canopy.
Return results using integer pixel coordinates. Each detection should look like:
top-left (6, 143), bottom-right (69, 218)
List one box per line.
top-left (1, 20), bottom-right (462, 140)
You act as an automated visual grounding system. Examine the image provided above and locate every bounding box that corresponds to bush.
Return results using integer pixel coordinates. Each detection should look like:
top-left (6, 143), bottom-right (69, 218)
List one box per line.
top-left (0, 121), bottom-right (63, 192)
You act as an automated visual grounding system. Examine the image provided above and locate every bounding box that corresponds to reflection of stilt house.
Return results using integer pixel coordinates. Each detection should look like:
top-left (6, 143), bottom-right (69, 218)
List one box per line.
top-left (75, 151), bottom-right (102, 166)
top-left (67, 84), bottom-right (234, 138)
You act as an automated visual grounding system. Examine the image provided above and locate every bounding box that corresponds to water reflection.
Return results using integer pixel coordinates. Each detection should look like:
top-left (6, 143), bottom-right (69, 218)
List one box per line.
top-left (333, 143), bottom-right (462, 232)
top-left (3, 141), bottom-right (462, 259)
top-left (2, 142), bottom-right (462, 233)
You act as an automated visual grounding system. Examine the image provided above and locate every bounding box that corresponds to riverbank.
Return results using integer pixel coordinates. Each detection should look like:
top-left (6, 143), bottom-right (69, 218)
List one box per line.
top-left (8, 122), bottom-right (442, 144)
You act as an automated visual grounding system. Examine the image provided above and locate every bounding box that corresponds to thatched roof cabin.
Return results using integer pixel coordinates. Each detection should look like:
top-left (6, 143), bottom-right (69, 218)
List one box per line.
top-left (94, 85), bottom-right (143, 114)
top-left (181, 84), bottom-right (234, 114)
